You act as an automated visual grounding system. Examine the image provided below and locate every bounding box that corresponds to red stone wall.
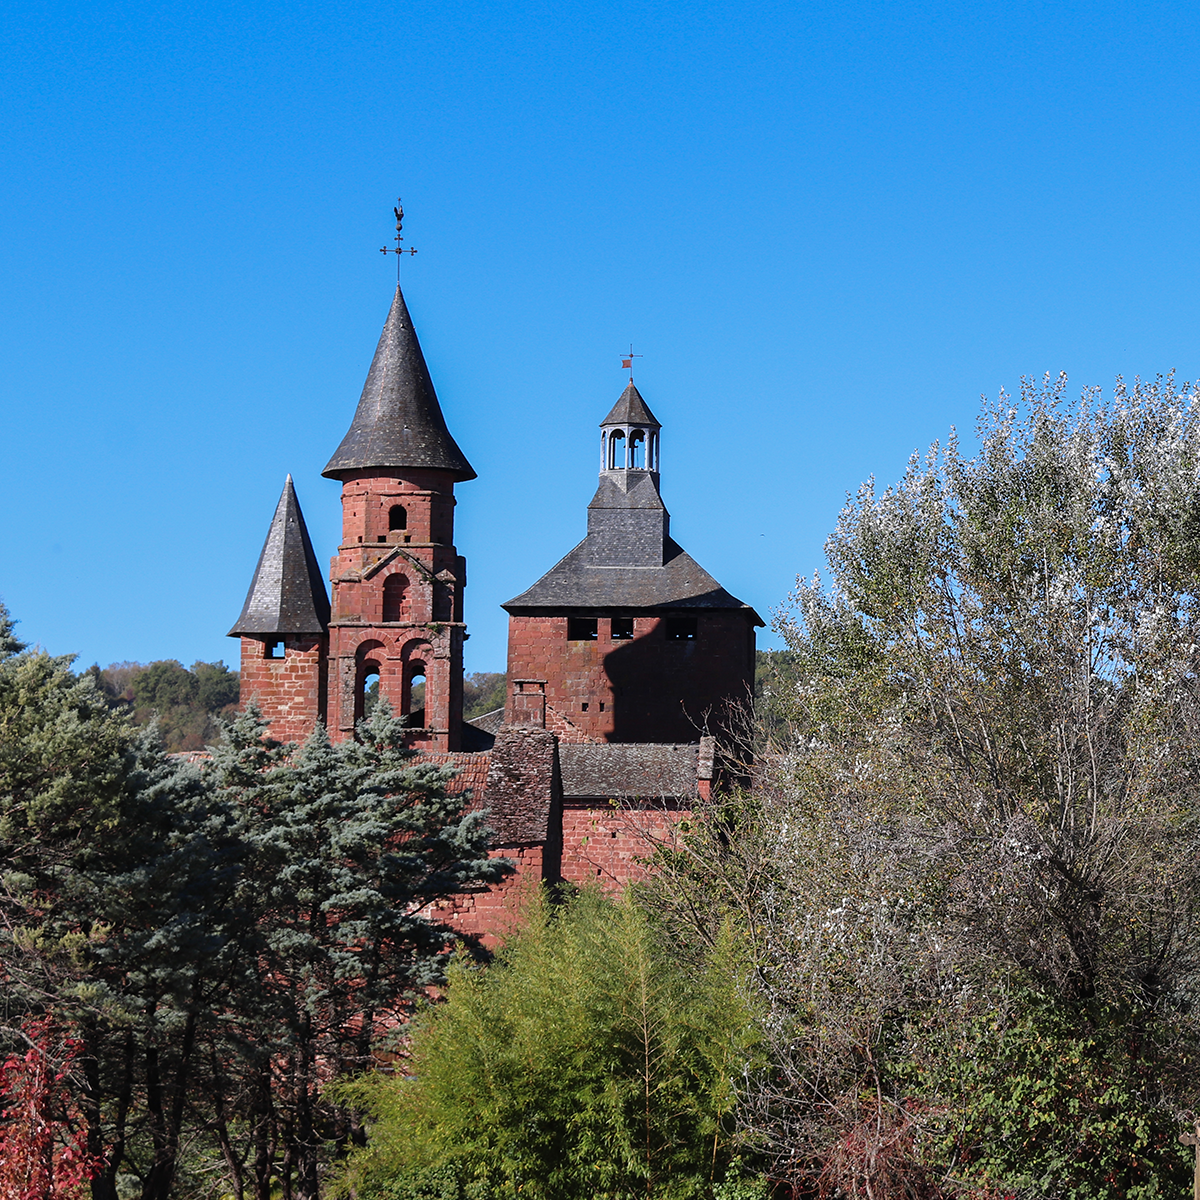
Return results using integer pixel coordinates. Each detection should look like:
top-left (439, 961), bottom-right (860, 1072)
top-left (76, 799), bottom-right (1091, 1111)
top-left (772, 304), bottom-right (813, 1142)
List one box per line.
top-left (506, 612), bottom-right (755, 744)
top-left (238, 634), bottom-right (328, 745)
top-left (559, 801), bottom-right (690, 889)
top-left (436, 846), bottom-right (549, 948)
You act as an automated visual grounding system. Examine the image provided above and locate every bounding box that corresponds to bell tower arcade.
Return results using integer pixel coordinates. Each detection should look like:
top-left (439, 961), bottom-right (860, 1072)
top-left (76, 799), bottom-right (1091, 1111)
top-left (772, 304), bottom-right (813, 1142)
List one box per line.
top-left (321, 284), bottom-right (476, 749)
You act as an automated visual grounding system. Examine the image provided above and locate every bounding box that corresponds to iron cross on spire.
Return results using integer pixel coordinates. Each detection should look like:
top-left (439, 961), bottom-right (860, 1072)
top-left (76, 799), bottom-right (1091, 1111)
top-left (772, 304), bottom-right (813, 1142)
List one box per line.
top-left (379, 198), bottom-right (418, 282)
top-left (620, 345), bottom-right (643, 382)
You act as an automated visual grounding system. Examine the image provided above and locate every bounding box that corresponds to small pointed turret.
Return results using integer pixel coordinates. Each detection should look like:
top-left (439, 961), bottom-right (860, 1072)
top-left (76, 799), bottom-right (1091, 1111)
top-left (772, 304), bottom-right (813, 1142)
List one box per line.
top-left (601, 382), bottom-right (660, 430)
top-left (322, 285), bottom-right (476, 481)
top-left (228, 476), bottom-right (331, 636)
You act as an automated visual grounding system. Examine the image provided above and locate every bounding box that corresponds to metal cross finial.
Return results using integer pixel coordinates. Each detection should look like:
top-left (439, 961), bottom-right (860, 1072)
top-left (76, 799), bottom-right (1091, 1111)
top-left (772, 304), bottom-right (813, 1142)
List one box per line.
top-left (620, 345), bottom-right (643, 382)
top-left (379, 197), bottom-right (418, 282)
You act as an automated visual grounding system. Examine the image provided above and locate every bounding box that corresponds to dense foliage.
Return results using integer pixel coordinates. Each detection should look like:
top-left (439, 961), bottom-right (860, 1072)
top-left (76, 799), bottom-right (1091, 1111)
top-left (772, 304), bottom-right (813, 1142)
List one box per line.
top-left (648, 375), bottom-right (1200, 1197)
top-left (336, 888), bottom-right (766, 1200)
top-left (0, 602), bottom-right (506, 1200)
top-left (462, 672), bottom-right (506, 721)
top-left (87, 658), bottom-right (240, 750)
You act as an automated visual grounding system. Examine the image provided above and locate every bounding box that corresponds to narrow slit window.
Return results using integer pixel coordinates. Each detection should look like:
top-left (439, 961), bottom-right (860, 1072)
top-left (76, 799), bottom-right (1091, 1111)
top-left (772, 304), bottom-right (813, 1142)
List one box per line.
top-left (567, 617), bottom-right (598, 641)
top-left (666, 617), bottom-right (698, 641)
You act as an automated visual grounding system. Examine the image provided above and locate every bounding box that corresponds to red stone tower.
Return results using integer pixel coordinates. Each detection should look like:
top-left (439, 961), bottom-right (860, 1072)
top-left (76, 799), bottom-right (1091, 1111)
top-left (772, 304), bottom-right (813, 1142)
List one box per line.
top-left (229, 475), bottom-right (331, 743)
top-left (321, 285), bottom-right (476, 749)
top-left (503, 382), bottom-right (762, 744)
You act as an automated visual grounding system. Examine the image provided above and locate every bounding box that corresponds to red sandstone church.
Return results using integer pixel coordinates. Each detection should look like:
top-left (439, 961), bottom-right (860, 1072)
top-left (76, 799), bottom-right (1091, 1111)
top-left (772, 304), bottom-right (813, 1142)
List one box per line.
top-left (228, 282), bottom-right (761, 929)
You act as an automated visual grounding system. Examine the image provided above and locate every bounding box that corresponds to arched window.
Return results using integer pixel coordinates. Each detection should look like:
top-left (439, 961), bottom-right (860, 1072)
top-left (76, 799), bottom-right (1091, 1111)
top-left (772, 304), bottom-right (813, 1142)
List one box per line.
top-left (388, 504), bottom-right (407, 531)
top-left (629, 429), bottom-right (645, 469)
top-left (361, 664), bottom-right (381, 720)
top-left (407, 662), bottom-right (427, 721)
top-left (608, 429), bottom-right (626, 469)
top-left (382, 574), bottom-right (408, 623)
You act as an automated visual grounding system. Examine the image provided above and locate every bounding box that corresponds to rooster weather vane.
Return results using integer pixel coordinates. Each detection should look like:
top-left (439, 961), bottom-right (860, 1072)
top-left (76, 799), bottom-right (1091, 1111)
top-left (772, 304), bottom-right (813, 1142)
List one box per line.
top-left (379, 199), bottom-right (418, 282)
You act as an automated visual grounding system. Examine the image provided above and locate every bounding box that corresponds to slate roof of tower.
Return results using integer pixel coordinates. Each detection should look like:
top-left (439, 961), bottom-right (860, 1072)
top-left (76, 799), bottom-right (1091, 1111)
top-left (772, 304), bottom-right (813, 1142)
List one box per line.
top-left (558, 743), bottom-right (698, 799)
top-left (323, 285), bottom-right (476, 481)
top-left (229, 476), bottom-right (331, 636)
top-left (601, 382), bottom-right (660, 428)
top-left (503, 536), bottom-right (762, 618)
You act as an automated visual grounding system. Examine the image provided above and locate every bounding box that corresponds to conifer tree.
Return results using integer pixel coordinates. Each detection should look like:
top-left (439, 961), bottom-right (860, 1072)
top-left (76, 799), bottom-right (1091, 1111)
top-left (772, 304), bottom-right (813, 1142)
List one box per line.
top-left (204, 701), bottom-right (509, 1200)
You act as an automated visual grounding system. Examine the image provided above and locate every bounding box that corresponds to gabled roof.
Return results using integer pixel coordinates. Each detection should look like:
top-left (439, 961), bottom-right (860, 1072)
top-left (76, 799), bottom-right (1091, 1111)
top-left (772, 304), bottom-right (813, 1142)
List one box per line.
top-left (322, 285), bottom-right (476, 481)
top-left (601, 382), bottom-right (660, 428)
top-left (503, 536), bottom-right (761, 619)
top-left (558, 743), bottom-right (698, 799)
top-left (228, 476), bottom-right (331, 636)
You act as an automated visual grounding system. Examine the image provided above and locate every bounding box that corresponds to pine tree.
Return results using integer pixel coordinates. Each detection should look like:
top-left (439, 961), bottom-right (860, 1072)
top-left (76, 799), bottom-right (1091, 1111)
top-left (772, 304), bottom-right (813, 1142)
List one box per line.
top-left (205, 700), bottom-right (509, 1200)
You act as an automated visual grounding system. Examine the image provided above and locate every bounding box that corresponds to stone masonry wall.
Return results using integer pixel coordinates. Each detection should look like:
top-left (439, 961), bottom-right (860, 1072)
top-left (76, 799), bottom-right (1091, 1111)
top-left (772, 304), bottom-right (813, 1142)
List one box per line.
top-left (506, 611), bottom-right (756, 744)
top-left (559, 801), bottom-right (690, 889)
top-left (238, 634), bottom-right (327, 744)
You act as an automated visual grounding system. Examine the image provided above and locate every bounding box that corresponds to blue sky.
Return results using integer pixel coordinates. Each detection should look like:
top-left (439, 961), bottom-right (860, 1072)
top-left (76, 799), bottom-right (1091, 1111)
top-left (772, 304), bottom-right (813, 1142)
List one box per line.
top-left (3, 0), bottom-right (1199, 674)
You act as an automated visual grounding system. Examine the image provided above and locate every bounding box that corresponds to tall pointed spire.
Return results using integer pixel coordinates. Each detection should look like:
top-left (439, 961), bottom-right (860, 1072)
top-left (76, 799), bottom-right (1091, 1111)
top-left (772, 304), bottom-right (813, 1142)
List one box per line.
top-left (322, 285), bottom-right (476, 481)
top-left (228, 476), bottom-right (331, 636)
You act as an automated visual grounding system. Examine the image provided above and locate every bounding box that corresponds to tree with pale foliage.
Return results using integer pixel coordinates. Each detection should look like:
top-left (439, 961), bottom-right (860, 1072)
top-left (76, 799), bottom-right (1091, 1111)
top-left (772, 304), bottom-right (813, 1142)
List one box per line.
top-left (648, 374), bottom-right (1200, 1197)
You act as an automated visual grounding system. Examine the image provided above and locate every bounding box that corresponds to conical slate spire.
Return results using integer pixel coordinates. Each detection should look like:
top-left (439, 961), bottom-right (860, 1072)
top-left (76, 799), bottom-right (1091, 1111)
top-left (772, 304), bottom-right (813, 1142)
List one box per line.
top-left (228, 476), bottom-right (331, 636)
top-left (322, 285), bottom-right (476, 481)
top-left (600, 382), bottom-right (660, 429)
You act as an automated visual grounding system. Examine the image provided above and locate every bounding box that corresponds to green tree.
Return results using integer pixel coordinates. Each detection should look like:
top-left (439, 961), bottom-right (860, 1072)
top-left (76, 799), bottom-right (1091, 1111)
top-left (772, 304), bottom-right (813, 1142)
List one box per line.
top-left (0, 602), bottom-right (241, 1200)
top-left (647, 375), bottom-right (1200, 1197)
top-left (336, 888), bottom-right (764, 1200)
top-left (87, 658), bottom-right (241, 751)
top-left (462, 673), bottom-right (506, 721)
top-left (204, 701), bottom-right (510, 1200)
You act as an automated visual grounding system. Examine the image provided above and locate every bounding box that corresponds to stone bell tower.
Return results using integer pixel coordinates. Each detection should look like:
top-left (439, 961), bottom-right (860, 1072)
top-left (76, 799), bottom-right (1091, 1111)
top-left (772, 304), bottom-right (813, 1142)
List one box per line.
top-left (322, 284), bottom-right (476, 749)
top-left (503, 381), bottom-right (761, 745)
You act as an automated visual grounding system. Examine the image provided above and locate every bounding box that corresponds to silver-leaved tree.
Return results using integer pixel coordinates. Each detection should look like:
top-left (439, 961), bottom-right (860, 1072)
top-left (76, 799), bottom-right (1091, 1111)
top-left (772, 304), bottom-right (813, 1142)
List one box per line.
top-left (649, 373), bottom-right (1200, 1197)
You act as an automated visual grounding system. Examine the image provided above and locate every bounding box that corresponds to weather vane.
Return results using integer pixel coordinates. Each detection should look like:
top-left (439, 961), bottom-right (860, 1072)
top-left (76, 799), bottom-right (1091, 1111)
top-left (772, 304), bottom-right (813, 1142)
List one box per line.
top-left (621, 345), bottom-right (643, 382)
top-left (379, 198), bottom-right (418, 282)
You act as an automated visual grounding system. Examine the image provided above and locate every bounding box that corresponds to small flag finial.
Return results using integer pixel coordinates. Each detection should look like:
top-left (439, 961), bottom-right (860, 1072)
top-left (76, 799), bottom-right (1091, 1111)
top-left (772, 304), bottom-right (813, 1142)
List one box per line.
top-left (379, 197), bottom-right (418, 282)
top-left (621, 344), bottom-right (643, 382)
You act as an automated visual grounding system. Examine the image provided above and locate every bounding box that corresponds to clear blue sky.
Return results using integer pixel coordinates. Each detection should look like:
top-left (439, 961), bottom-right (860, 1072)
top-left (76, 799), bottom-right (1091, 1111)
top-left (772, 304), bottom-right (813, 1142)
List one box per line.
top-left (3, 0), bottom-right (1199, 674)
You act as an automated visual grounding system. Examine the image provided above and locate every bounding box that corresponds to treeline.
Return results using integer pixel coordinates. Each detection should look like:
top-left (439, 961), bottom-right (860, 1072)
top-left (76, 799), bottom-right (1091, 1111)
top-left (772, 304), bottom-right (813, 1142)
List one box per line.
top-left (84, 658), bottom-right (240, 751)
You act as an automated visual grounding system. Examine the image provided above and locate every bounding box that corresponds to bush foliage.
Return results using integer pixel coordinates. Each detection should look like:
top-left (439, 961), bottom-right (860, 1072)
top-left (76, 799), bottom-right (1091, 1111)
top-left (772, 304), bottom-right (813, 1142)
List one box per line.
top-left (335, 888), bottom-right (766, 1200)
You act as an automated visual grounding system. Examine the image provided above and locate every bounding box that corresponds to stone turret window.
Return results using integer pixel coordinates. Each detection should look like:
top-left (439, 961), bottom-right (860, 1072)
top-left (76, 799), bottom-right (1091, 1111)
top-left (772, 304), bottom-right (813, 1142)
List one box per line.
top-left (608, 430), bottom-right (625, 470)
top-left (388, 504), bottom-right (407, 531)
top-left (265, 639), bottom-right (285, 659)
top-left (568, 617), bottom-right (598, 641)
top-left (629, 429), bottom-right (645, 469)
